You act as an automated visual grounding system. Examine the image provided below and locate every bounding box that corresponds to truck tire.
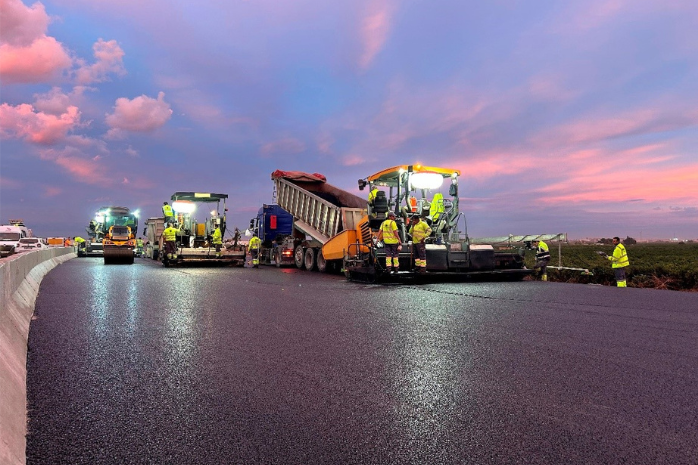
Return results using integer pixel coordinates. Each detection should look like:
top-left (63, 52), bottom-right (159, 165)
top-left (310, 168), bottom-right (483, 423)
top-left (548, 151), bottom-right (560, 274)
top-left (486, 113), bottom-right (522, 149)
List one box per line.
top-left (304, 248), bottom-right (317, 271)
top-left (294, 245), bottom-right (305, 269)
top-left (316, 250), bottom-right (327, 273)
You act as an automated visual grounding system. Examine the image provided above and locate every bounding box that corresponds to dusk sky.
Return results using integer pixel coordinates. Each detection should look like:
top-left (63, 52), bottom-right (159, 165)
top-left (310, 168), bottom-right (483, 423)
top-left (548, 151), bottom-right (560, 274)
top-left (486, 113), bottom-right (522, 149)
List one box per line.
top-left (1, 0), bottom-right (697, 241)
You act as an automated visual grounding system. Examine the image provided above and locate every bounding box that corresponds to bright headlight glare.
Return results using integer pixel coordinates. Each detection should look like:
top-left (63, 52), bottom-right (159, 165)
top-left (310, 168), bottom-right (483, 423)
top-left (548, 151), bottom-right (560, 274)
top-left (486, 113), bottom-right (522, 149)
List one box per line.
top-left (410, 172), bottom-right (444, 190)
top-left (172, 201), bottom-right (196, 214)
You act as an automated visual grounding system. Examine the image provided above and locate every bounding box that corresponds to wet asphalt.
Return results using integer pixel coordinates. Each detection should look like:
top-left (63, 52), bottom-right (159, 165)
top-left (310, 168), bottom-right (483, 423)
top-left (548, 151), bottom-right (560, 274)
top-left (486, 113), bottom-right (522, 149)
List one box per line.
top-left (26, 257), bottom-right (698, 464)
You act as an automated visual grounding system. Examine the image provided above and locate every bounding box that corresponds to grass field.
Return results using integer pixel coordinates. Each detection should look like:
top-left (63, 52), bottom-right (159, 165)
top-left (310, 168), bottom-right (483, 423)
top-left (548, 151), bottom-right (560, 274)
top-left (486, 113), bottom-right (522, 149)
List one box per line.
top-left (516, 242), bottom-right (698, 291)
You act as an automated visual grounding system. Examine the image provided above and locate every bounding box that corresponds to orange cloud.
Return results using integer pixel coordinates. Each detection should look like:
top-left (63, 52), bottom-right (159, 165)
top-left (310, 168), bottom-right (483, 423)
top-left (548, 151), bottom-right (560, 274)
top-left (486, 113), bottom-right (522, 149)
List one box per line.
top-left (105, 92), bottom-right (172, 134)
top-left (0, 102), bottom-right (81, 144)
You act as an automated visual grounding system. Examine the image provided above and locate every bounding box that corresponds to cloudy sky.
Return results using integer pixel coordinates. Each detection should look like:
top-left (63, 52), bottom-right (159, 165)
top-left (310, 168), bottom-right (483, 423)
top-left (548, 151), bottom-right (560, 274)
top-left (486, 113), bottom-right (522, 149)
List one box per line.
top-left (1, 0), bottom-right (697, 240)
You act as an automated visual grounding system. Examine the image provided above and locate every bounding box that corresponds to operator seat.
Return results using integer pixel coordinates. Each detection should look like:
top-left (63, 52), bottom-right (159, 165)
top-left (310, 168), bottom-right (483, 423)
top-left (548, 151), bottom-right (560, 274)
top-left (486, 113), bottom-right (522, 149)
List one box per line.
top-left (369, 191), bottom-right (390, 230)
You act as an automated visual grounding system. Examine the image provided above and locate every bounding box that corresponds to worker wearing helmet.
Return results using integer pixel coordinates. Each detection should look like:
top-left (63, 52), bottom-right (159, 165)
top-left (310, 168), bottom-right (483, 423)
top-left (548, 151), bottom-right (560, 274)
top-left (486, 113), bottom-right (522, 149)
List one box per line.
top-left (211, 223), bottom-right (223, 258)
top-left (377, 211), bottom-right (401, 274)
top-left (409, 214), bottom-right (432, 273)
top-left (162, 202), bottom-right (174, 225)
top-left (532, 239), bottom-right (550, 281)
top-left (248, 234), bottom-right (262, 268)
top-left (162, 223), bottom-right (179, 262)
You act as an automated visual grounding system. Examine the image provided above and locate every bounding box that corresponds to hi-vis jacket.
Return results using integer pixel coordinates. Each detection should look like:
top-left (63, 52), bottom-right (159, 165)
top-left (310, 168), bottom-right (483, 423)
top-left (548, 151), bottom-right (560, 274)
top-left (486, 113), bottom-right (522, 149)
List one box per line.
top-left (535, 240), bottom-right (551, 261)
top-left (379, 219), bottom-right (400, 244)
top-left (409, 220), bottom-right (432, 244)
top-left (212, 228), bottom-right (222, 245)
top-left (608, 243), bottom-right (629, 268)
top-left (248, 236), bottom-right (261, 250)
top-left (163, 227), bottom-right (178, 241)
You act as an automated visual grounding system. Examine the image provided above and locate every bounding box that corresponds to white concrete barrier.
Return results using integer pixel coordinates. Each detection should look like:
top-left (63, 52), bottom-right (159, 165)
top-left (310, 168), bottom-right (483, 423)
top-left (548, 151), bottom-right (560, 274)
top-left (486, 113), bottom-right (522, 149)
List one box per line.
top-left (0, 248), bottom-right (75, 465)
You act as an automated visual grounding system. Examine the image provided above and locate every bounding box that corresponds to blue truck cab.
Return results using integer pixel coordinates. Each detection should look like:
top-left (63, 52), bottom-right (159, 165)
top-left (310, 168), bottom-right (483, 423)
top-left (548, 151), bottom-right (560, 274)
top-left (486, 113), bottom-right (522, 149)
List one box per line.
top-left (250, 204), bottom-right (296, 266)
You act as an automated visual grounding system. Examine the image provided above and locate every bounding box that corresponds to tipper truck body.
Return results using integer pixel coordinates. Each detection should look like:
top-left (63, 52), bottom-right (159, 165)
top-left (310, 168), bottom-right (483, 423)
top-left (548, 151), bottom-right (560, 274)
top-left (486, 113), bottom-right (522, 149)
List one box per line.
top-left (143, 217), bottom-right (165, 260)
top-left (271, 170), bottom-right (367, 272)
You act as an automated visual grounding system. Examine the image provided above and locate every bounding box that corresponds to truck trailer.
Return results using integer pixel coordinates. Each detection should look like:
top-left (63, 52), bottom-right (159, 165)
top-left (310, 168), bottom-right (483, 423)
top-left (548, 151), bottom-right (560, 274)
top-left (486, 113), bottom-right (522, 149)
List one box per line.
top-left (248, 204), bottom-right (296, 267)
top-left (143, 217), bottom-right (165, 260)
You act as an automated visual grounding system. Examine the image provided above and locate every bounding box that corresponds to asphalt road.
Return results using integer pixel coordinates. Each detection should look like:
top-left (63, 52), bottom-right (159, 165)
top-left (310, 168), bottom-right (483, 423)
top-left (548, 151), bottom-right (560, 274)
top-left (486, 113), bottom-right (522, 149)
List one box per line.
top-left (26, 257), bottom-right (698, 464)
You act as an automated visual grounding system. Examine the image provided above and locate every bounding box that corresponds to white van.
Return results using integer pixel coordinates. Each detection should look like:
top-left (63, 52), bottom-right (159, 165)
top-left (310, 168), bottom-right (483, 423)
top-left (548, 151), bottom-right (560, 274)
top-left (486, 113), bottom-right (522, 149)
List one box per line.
top-left (0, 220), bottom-right (33, 257)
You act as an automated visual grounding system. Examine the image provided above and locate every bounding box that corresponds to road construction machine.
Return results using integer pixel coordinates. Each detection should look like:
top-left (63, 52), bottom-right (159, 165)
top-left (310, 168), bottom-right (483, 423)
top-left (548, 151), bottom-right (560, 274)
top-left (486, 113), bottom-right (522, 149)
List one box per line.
top-left (158, 192), bottom-right (245, 266)
top-left (322, 164), bottom-right (533, 281)
top-left (81, 206), bottom-right (139, 259)
top-left (96, 207), bottom-right (139, 264)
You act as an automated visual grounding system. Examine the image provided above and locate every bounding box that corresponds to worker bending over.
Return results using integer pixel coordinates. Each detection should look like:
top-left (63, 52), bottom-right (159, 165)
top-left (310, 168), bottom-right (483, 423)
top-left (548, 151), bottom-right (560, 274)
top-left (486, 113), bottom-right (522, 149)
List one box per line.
top-left (532, 239), bottom-right (550, 281)
top-left (248, 234), bottom-right (261, 268)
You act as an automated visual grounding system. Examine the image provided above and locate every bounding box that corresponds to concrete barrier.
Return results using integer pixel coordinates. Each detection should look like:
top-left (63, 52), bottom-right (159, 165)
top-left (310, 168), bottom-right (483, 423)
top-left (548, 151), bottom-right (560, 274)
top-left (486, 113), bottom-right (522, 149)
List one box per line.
top-left (0, 248), bottom-right (75, 465)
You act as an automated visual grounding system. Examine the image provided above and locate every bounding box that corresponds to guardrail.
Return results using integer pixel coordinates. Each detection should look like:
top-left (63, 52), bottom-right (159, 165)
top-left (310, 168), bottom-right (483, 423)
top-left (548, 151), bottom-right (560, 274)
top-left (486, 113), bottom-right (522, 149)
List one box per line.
top-left (0, 247), bottom-right (76, 465)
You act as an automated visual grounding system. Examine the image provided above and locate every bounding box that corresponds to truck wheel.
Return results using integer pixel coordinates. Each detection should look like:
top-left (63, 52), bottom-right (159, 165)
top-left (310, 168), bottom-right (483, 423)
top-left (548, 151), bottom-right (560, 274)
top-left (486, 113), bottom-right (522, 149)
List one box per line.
top-left (304, 248), bottom-right (317, 271)
top-left (316, 250), bottom-right (327, 273)
top-left (294, 245), bottom-right (305, 269)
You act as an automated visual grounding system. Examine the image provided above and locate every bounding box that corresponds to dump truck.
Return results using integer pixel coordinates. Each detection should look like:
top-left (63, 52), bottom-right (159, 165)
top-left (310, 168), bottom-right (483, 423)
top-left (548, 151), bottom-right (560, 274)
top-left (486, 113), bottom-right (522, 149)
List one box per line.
top-left (143, 217), bottom-right (165, 260)
top-left (248, 204), bottom-right (296, 267)
top-left (322, 164), bottom-right (533, 281)
top-left (158, 192), bottom-right (245, 266)
top-left (271, 170), bottom-right (368, 272)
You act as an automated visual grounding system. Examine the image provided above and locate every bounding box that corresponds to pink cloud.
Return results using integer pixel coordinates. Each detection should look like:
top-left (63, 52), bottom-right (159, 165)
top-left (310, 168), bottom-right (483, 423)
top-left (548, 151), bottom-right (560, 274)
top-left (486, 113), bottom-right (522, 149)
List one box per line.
top-left (74, 39), bottom-right (126, 85)
top-left (341, 154), bottom-right (365, 166)
top-left (105, 91), bottom-right (173, 133)
top-left (359, 0), bottom-right (394, 70)
top-left (0, 176), bottom-right (22, 189)
top-left (259, 137), bottom-right (306, 156)
top-left (0, 102), bottom-right (81, 144)
top-left (43, 186), bottom-right (62, 197)
top-left (0, 36), bottom-right (72, 83)
top-left (39, 147), bottom-right (111, 185)
top-left (0, 0), bottom-right (50, 46)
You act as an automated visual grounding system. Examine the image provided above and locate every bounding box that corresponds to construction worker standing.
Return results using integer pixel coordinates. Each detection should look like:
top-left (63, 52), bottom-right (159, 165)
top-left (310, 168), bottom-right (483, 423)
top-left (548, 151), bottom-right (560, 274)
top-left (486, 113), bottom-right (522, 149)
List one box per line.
top-left (607, 236), bottom-right (630, 287)
top-left (248, 234), bottom-right (262, 268)
top-left (162, 223), bottom-right (178, 261)
top-left (162, 202), bottom-right (174, 225)
top-left (211, 223), bottom-right (223, 258)
top-left (409, 214), bottom-right (432, 273)
top-left (378, 211), bottom-right (401, 274)
top-left (532, 239), bottom-right (551, 281)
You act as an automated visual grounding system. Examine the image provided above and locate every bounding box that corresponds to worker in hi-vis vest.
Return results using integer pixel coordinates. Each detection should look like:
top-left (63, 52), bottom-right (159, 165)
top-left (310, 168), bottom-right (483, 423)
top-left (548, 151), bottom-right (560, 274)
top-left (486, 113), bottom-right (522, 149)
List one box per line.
top-left (607, 236), bottom-right (630, 287)
top-left (378, 211), bottom-right (401, 274)
top-left (532, 239), bottom-right (551, 281)
top-left (408, 214), bottom-right (432, 273)
top-left (248, 235), bottom-right (261, 268)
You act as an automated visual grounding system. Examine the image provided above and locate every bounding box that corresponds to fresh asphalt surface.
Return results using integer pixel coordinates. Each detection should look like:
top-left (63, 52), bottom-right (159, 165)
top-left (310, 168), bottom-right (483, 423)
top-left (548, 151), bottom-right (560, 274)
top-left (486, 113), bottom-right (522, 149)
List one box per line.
top-left (26, 257), bottom-right (698, 464)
